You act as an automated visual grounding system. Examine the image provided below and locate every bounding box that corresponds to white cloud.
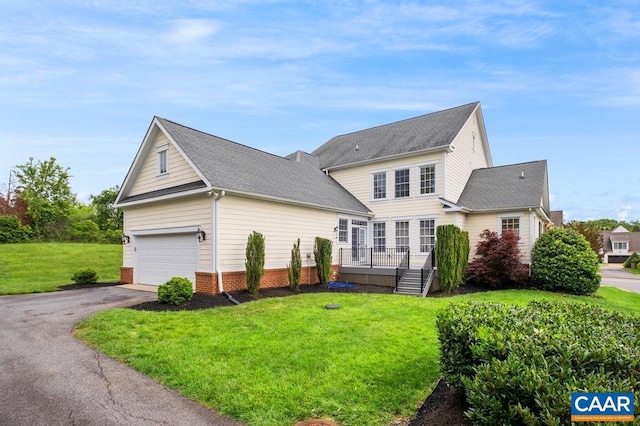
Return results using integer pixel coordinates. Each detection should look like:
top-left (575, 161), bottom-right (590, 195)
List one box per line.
top-left (165, 19), bottom-right (222, 44)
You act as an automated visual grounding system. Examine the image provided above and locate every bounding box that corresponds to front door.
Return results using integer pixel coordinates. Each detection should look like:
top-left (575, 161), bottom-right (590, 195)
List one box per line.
top-left (351, 227), bottom-right (366, 262)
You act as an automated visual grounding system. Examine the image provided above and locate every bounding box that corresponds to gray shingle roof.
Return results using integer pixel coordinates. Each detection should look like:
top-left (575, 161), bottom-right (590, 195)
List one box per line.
top-left (456, 160), bottom-right (549, 213)
top-left (312, 102), bottom-right (479, 169)
top-left (156, 118), bottom-right (371, 215)
top-left (602, 229), bottom-right (640, 252)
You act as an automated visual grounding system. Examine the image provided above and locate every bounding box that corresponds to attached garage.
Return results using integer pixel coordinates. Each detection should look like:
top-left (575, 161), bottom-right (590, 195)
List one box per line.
top-left (135, 231), bottom-right (199, 286)
top-left (607, 255), bottom-right (630, 264)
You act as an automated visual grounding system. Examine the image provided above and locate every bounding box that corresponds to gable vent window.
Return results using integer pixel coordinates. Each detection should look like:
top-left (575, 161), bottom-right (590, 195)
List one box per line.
top-left (157, 145), bottom-right (168, 175)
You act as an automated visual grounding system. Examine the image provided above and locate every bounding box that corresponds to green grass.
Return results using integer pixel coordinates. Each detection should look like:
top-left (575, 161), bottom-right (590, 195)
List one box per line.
top-left (0, 243), bottom-right (122, 294)
top-left (74, 286), bottom-right (640, 426)
top-left (624, 267), bottom-right (640, 275)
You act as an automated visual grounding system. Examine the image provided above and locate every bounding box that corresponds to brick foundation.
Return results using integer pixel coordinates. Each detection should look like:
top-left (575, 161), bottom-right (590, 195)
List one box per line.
top-left (120, 267), bottom-right (133, 284)
top-left (194, 265), bottom-right (340, 295)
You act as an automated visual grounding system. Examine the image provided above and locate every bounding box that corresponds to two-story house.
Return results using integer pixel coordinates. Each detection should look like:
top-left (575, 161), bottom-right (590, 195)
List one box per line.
top-left (114, 102), bottom-right (552, 295)
top-left (601, 226), bottom-right (640, 263)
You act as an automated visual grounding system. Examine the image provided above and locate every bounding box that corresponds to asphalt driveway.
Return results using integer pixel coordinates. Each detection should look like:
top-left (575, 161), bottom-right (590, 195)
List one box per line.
top-left (600, 264), bottom-right (640, 294)
top-left (0, 286), bottom-right (241, 426)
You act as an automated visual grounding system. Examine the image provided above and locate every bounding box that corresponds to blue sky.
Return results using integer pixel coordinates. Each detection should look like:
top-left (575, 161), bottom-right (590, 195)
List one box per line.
top-left (1, 1), bottom-right (639, 222)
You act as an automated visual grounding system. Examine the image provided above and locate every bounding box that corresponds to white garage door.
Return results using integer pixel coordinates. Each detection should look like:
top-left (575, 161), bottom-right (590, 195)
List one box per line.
top-left (136, 233), bottom-right (198, 285)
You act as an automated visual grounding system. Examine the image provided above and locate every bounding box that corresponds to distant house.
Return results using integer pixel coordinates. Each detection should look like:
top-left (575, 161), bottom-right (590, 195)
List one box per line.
top-left (114, 102), bottom-right (554, 295)
top-left (601, 226), bottom-right (640, 263)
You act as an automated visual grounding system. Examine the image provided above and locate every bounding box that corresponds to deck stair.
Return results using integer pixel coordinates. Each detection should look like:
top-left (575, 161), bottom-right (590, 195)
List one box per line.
top-left (394, 269), bottom-right (434, 297)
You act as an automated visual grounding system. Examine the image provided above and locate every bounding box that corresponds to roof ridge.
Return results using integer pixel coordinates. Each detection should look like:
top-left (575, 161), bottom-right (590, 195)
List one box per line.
top-left (478, 159), bottom-right (547, 170)
top-left (326, 101), bottom-right (479, 140)
top-left (156, 116), bottom-right (291, 163)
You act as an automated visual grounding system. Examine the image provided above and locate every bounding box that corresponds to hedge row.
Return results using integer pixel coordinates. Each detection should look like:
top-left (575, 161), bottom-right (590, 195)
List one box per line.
top-left (437, 301), bottom-right (640, 425)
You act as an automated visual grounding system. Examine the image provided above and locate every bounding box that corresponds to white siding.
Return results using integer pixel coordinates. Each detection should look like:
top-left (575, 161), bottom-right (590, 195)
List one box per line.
top-left (217, 195), bottom-right (339, 271)
top-left (467, 211), bottom-right (533, 263)
top-left (445, 110), bottom-right (491, 202)
top-left (129, 133), bottom-right (201, 196)
top-left (122, 195), bottom-right (212, 269)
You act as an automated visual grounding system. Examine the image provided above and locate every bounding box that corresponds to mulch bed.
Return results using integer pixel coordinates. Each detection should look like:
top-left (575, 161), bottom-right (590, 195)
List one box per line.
top-left (63, 280), bottom-right (479, 425)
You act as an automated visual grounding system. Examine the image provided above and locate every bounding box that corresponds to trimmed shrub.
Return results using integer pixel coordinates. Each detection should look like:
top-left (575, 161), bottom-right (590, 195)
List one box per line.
top-left (287, 238), bottom-right (302, 291)
top-left (71, 268), bottom-right (98, 284)
top-left (69, 219), bottom-right (101, 242)
top-left (465, 229), bottom-right (528, 287)
top-left (435, 225), bottom-right (470, 292)
top-left (245, 231), bottom-right (265, 295)
top-left (437, 301), bottom-right (640, 425)
top-left (157, 277), bottom-right (193, 305)
top-left (623, 252), bottom-right (640, 269)
top-left (314, 237), bottom-right (332, 286)
top-left (531, 227), bottom-right (600, 295)
top-left (0, 214), bottom-right (32, 243)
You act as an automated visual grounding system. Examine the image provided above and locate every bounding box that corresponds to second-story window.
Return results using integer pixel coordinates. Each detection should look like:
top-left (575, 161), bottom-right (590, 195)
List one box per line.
top-left (395, 169), bottom-right (409, 198)
top-left (157, 148), bottom-right (168, 175)
top-left (373, 172), bottom-right (386, 199)
top-left (420, 165), bottom-right (435, 194)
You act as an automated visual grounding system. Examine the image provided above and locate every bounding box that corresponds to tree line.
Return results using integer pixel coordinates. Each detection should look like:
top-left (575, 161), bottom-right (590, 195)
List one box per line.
top-left (0, 157), bottom-right (122, 244)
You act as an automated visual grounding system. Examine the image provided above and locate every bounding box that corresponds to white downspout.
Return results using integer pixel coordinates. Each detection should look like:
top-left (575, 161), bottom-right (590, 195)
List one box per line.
top-left (213, 190), bottom-right (226, 293)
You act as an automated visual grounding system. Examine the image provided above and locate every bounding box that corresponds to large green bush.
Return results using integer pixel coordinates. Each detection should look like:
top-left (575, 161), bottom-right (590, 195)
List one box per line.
top-left (314, 237), bottom-right (332, 286)
top-left (0, 215), bottom-right (32, 243)
top-left (623, 252), bottom-right (640, 268)
top-left (531, 228), bottom-right (600, 295)
top-left (437, 301), bottom-right (640, 425)
top-left (245, 231), bottom-right (265, 295)
top-left (287, 238), bottom-right (302, 291)
top-left (434, 225), bottom-right (470, 293)
top-left (157, 277), bottom-right (193, 305)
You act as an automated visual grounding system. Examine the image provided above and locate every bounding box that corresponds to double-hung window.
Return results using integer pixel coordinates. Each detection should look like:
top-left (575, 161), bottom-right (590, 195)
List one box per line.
top-left (420, 165), bottom-right (436, 195)
top-left (613, 241), bottom-right (628, 251)
top-left (419, 219), bottom-right (435, 253)
top-left (338, 218), bottom-right (348, 243)
top-left (501, 217), bottom-right (520, 236)
top-left (395, 221), bottom-right (409, 251)
top-left (373, 222), bottom-right (386, 252)
top-left (373, 172), bottom-right (386, 199)
top-left (157, 145), bottom-right (168, 175)
top-left (395, 169), bottom-right (410, 198)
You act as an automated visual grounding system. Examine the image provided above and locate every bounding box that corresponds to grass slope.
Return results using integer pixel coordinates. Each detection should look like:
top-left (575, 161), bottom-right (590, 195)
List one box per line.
top-left (74, 286), bottom-right (640, 426)
top-left (0, 243), bottom-right (122, 294)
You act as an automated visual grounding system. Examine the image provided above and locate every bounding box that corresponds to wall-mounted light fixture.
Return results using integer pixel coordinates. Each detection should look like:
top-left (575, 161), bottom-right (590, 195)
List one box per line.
top-left (334, 226), bottom-right (338, 232)
top-left (121, 234), bottom-right (130, 245)
top-left (197, 229), bottom-right (206, 242)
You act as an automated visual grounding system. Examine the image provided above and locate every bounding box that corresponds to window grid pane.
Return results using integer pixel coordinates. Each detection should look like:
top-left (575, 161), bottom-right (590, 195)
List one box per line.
top-left (420, 219), bottom-right (435, 253)
top-left (338, 219), bottom-right (348, 243)
top-left (395, 169), bottom-right (410, 198)
top-left (501, 218), bottom-right (520, 236)
top-left (395, 221), bottom-right (409, 251)
top-left (420, 165), bottom-right (435, 194)
top-left (373, 223), bottom-right (386, 252)
top-left (373, 172), bottom-right (386, 199)
top-left (158, 150), bottom-right (167, 174)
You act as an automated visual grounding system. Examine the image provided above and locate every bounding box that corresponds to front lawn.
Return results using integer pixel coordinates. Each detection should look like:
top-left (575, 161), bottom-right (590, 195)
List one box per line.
top-left (74, 286), bottom-right (640, 426)
top-left (0, 243), bottom-right (122, 294)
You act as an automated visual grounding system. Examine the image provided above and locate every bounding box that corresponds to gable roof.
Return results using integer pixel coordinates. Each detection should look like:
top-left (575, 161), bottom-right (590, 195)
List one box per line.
top-left (601, 229), bottom-right (640, 252)
top-left (116, 117), bottom-right (371, 215)
top-left (312, 102), bottom-right (484, 170)
top-left (456, 160), bottom-right (550, 215)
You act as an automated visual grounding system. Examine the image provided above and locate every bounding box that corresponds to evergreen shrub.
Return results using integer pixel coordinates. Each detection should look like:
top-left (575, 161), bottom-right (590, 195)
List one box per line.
top-left (71, 268), bottom-right (98, 284)
top-left (157, 277), bottom-right (193, 305)
top-left (435, 225), bottom-right (470, 293)
top-left (437, 301), bottom-right (640, 425)
top-left (287, 238), bottom-right (302, 291)
top-left (314, 237), bottom-right (332, 286)
top-left (623, 252), bottom-right (640, 269)
top-left (531, 227), bottom-right (600, 295)
top-left (245, 231), bottom-right (265, 294)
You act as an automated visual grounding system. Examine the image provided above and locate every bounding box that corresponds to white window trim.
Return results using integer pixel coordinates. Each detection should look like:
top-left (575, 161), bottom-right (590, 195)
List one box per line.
top-left (417, 216), bottom-right (437, 254)
top-left (497, 213), bottom-right (524, 237)
top-left (417, 161), bottom-right (438, 197)
top-left (393, 219), bottom-right (411, 251)
top-left (337, 216), bottom-right (349, 244)
top-left (372, 221), bottom-right (387, 253)
top-left (393, 167), bottom-right (411, 199)
top-left (156, 144), bottom-right (169, 176)
top-left (370, 169), bottom-right (388, 201)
